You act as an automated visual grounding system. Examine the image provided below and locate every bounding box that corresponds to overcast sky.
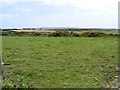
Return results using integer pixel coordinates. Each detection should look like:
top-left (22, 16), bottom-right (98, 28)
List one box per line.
top-left (0, 0), bottom-right (119, 28)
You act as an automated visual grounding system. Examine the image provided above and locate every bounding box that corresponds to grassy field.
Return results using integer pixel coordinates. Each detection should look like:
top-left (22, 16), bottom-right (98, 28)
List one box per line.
top-left (2, 36), bottom-right (118, 88)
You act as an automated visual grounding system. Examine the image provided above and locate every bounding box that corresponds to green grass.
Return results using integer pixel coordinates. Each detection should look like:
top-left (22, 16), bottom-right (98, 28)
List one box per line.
top-left (2, 36), bottom-right (118, 88)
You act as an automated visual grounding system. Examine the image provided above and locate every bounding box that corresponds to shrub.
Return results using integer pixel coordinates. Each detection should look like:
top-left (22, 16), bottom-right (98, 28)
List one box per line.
top-left (81, 32), bottom-right (107, 37)
top-left (49, 31), bottom-right (80, 37)
top-left (2, 31), bottom-right (16, 36)
top-left (2, 30), bottom-right (118, 37)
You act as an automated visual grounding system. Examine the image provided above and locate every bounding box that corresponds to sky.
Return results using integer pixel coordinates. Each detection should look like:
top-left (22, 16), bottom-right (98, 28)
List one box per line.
top-left (0, 0), bottom-right (119, 29)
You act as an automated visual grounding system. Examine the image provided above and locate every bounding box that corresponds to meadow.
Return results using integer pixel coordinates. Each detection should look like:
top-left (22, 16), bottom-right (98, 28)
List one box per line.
top-left (2, 35), bottom-right (118, 88)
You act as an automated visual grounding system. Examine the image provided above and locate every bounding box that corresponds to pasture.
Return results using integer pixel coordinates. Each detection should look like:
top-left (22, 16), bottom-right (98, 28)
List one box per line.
top-left (2, 36), bottom-right (118, 88)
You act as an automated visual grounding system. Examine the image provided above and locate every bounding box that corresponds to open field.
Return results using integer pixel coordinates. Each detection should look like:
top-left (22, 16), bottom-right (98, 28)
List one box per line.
top-left (2, 36), bottom-right (118, 88)
top-left (12, 30), bottom-right (55, 33)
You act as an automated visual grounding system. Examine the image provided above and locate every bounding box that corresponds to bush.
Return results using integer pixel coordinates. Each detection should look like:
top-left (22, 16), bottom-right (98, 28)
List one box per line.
top-left (2, 30), bottom-right (119, 37)
top-left (2, 31), bottom-right (16, 36)
top-left (81, 32), bottom-right (107, 37)
top-left (49, 31), bottom-right (80, 37)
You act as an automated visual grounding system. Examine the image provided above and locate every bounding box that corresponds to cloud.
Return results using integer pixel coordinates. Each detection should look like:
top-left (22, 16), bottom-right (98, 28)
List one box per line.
top-left (0, 0), bottom-right (19, 5)
top-left (1, 0), bottom-right (118, 16)
top-left (39, 0), bottom-right (117, 12)
top-left (1, 0), bottom-right (118, 28)
top-left (1, 0), bottom-right (119, 8)
top-left (1, 13), bottom-right (19, 18)
top-left (15, 7), bottom-right (33, 15)
top-left (39, 0), bottom-right (119, 14)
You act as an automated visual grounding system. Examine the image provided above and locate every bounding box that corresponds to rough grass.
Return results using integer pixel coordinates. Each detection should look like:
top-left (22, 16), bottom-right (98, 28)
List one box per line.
top-left (2, 36), bottom-right (118, 88)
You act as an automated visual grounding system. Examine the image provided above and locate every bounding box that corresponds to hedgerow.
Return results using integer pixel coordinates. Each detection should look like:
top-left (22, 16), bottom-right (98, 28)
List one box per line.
top-left (1, 30), bottom-right (119, 37)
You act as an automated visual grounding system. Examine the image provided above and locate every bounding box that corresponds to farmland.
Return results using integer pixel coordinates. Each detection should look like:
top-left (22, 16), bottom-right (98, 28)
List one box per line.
top-left (2, 33), bottom-right (118, 88)
top-left (12, 30), bottom-right (56, 33)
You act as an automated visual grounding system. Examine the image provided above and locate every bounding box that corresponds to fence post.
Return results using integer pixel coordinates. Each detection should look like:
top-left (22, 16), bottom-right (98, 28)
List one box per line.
top-left (0, 54), bottom-right (2, 89)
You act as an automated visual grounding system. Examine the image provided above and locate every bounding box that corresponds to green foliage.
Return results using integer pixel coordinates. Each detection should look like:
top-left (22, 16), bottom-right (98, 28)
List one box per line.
top-left (3, 82), bottom-right (13, 88)
top-left (2, 30), bottom-right (119, 37)
top-left (81, 32), bottom-right (107, 37)
top-left (13, 32), bottom-right (42, 36)
top-left (2, 31), bottom-right (16, 36)
top-left (2, 31), bottom-right (46, 36)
